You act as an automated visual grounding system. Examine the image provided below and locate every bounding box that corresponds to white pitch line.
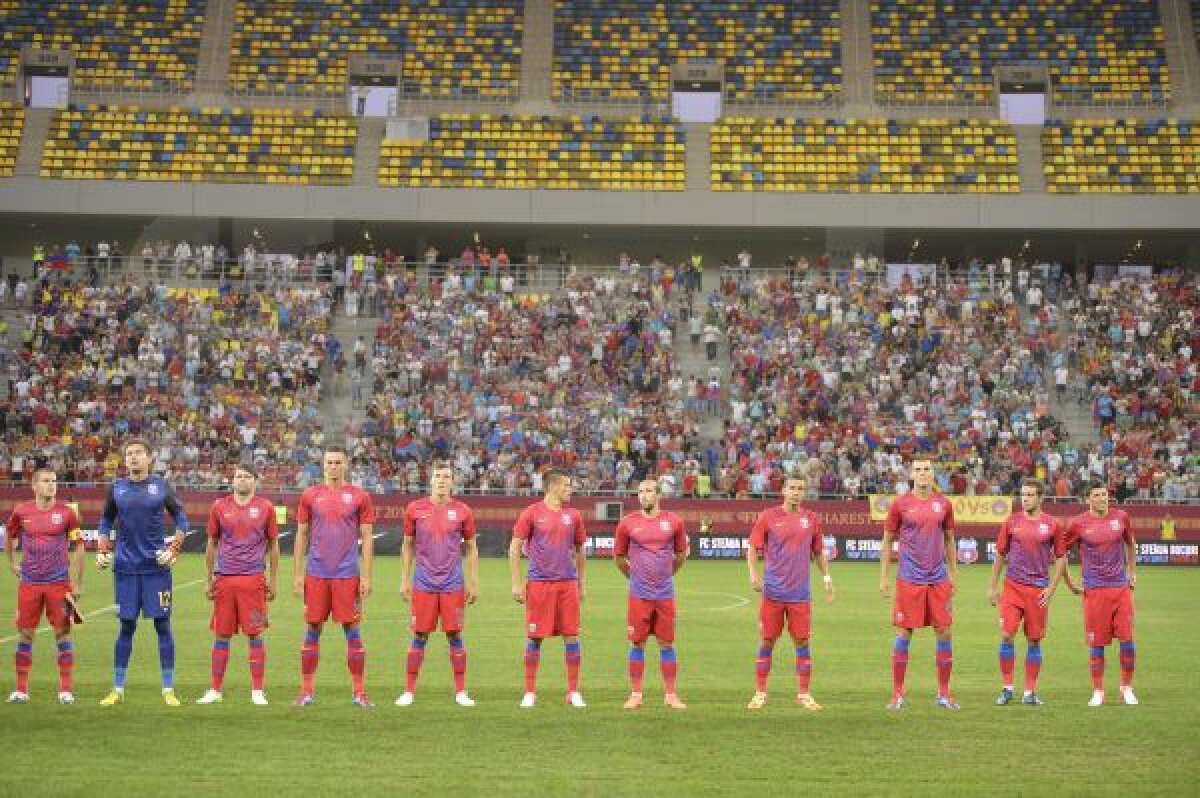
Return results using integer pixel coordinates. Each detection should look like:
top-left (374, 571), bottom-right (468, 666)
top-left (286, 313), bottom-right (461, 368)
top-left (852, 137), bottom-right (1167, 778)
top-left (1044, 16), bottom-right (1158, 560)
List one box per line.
top-left (0, 578), bottom-right (206, 644)
top-left (683, 591), bottom-right (751, 612)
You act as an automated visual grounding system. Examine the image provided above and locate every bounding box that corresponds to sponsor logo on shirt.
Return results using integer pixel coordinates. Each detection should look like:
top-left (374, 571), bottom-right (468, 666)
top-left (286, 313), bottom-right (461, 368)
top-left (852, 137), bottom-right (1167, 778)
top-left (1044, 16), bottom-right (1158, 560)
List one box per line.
top-left (799, 518), bottom-right (811, 529)
top-left (343, 492), bottom-right (354, 504)
top-left (249, 507), bottom-right (260, 518)
top-left (1039, 523), bottom-right (1050, 534)
top-left (1110, 520), bottom-right (1120, 531)
top-left (448, 510), bottom-right (457, 520)
top-left (562, 514), bottom-right (573, 526)
top-left (932, 502), bottom-right (943, 513)
top-left (51, 513), bottom-right (62, 525)
top-left (660, 520), bottom-right (671, 531)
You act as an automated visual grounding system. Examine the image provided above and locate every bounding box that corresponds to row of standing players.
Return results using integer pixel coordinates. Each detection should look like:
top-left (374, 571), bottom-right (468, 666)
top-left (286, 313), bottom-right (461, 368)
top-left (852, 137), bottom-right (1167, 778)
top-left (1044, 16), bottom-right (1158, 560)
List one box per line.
top-left (4, 445), bottom-right (1139, 710)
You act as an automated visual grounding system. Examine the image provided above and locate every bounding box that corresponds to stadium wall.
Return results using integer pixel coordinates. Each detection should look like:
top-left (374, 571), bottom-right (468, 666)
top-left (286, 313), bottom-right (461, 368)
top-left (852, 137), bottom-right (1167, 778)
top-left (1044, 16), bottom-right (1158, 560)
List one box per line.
top-left (3, 178), bottom-right (1200, 231)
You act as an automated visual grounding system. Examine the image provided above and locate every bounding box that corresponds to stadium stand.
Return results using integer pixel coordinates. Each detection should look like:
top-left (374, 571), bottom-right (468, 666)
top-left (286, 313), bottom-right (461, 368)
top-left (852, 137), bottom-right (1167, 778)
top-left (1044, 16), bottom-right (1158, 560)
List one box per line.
top-left (229, 0), bottom-right (523, 98)
top-left (379, 114), bottom-right (685, 190)
top-left (350, 270), bottom-right (693, 494)
top-left (40, 106), bottom-right (357, 184)
top-left (0, 0), bottom-right (204, 90)
top-left (1042, 119), bottom-right (1200, 193)
top-left (1, 279), bottom-right (336, 490)
top-left (871, 0), bottom-right (1170, 103)
top-left (710, 118), bottom-right (1020, 193)
top-left (1064, 274), bottom-right (1197, 501)
top-left (553, 0), bottom-right (841, 101)
top-left (0, 102), bottom-right (24, 177)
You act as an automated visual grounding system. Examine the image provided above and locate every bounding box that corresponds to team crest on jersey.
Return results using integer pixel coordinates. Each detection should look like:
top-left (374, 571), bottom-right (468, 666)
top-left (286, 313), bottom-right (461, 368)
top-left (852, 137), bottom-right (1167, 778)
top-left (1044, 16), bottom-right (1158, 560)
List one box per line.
top-left (562, 514), bottom-right (573, 526)
top-left (51, 513), bottom-right (63, 524)
top-left (343, 492), bottom-right (354, 504)
top-left (448, 510), bottom-right (458, 520)
top-left (1109, 520), bottom-right (1120, 530)
top-left (932, 502), bottom-right (943, 513)
top-left (1039, 523), bottom-right (1050, 533)
top-left (660, 520), bottom-right (671, 531)
top-left (148, 484), bottom-right (159, 495)
top-left (249, 507), bottom-right (260, 518)
top-left (799, 518), bottom-right (811, 529)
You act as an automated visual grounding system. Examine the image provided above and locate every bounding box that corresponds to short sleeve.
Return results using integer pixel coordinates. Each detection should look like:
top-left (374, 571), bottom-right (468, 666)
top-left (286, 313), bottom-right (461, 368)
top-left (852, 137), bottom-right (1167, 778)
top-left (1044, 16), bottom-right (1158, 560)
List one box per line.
top-left (942, 500), bottom-right (956, 532)
top-left (995, 517), bottom-right (1012, 557)
top-left (1120, 511), bottom-right (1134, 544)
top-left (572, 509), bottom-right (587, 545)
top-left (1057, 517), bottom-right (1080, 558)
top-left (748, 511), bottom-right (769, 550)
top-left (512, 506), bottom-right (533, 541)
top-left (402, 503), bottom-right (417, 538)
top-left (884, 497), bottom-right (903, 535)
top-left (673, 516), bottom-right (688, 553)
top-left (6, 508), bottom-right (22, 541)
top-left (207, 502), bottom-right (222, 539)
top-left (613, 517), bottom-right (630, 556)
top-left (296, 490), bottom-right (313, 524)
top-left (357, 491), bottom-right (376, 525)
top-left (809, 514), bottom-right (824, 555)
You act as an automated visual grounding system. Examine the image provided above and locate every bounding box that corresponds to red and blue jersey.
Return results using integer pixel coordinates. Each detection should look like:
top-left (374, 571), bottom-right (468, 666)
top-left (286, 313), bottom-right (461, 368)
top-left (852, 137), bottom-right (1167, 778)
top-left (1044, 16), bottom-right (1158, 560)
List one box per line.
top-left (512, 501), bottom-right (586, 582)
top-left (297, 484), bottom-right (375, 579)
top-left (99, 476), bottom-right (190, 575)
top-left (6, 501), bottom-right (80, 584)
top-left (404, 497), bottom-right (476, 593)
top-left (885, 492), bottom-right (955, 585)
top-left (748, 506), bottom-right (823, 602)
top-left (1061, 510), bottom-right (1134, 590)
top-left (207, 495), bottom-right (279, 576)
top-left (996, 511), bottom-right (1062, 588)
top-left (614, 511), bottom-right (687, 600)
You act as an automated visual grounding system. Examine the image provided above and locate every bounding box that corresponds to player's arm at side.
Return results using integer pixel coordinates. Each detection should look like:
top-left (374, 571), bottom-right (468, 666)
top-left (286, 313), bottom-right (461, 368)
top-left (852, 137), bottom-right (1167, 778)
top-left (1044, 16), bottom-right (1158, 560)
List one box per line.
top-left (463, 507), bottom-right (479, 604)
top-left (1122, 512), bottom-right (1137, 589)
top-left (97, 486), bottom-right (119, 553)
top-left (163, 484), bottom-right (190, 549)
top-left (989, 518), bottom-right (1010, 606)
top-left (747, 513), bottom-right (768, 591)
top-left (204, 503), bottom-right (220, 599)
top-left (4, 509), bottom-right (20, 579)
top-left (811, 516), bottom-right (833, 602)
top-left (671, 515), bottom-right (688, 575)
top-left (879, 500), bottom-right (900, 596)
top-left (399, 504), bottom-right (416, 602)
top-left (508, 508), bottom-right (530, 603)
top-left (574, 510), bottom-right (588, 602)
top-left (1056, 518), bottom-right (1083, 596)
top-left (67, 509), bottom-right (84, 597)
top-left (942, 501), bottom-right (958, 596)
top-left (613, 517), bottom-right (631, 579)
top-left (357, 493), bottom-right (376, 598)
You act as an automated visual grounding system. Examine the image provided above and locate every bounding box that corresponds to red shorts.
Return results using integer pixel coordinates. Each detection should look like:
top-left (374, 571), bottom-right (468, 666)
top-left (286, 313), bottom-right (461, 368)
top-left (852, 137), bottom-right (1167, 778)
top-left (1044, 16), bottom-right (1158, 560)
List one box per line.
top-left (892, 578), bottom-right (953, 630)
top-left (211, 574), bottom-right (269, 637)
top-left (1084, 586), bottom-right (1134, 646)
top-left (15, 582), bottom-right (71, 630)
top-left (411, 589), bottom-right (465, 634)
top-left (525, 580), bottom-right (580, 638)
top-left (627, 596), bottom-right (677, 643)
top-left (304, 575), bottom-right (361, 625)
top-left (999, 579), bottom-right (1048, 641)
top-left (759, 598), bottom-right (812, 642)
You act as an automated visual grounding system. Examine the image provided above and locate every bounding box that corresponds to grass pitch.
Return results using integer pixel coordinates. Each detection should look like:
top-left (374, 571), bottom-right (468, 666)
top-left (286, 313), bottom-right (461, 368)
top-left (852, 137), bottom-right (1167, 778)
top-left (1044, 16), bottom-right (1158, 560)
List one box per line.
top-left (0, 557), bottom-right (1196, 796)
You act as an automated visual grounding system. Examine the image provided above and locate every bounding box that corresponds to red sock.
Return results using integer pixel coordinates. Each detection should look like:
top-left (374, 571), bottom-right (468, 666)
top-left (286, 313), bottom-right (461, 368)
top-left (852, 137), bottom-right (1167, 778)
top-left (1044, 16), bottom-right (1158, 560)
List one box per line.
top-left (15, 643), bottom-right (31, 694)
top-left (1118, 642), bottom-right (1135, 688)
top-left (346, 633), bottom-right (366, 695)
top-left (661, 648), bottom-right (678, 694)
top-left (1023, 643), bottom-right (1042, 693)
top-left (523, 642), bottom-right (540, 693)
top-left (450, 642), bottom-right (467, 693)
top-left (211, 640), bottom-right (231, 691)
top-left (300, 630), bottom-right (320, 694)
top-left (891, 638), bottom-right (909, 697)
top-left (754, 645), bottom-right (772, 692)
top-left (935, 641), bottom-right (953, 697)
top-left (564, 642), bottom-right (581, 693)
top-left (56, 641), bottom-right (74, 692)
top-left (629, 648), bottom-right (645, 693)
top-left (795, 646), bottom-right (812, 694)
top-left (248, 639), bottom-right (266, 691)
top-left (406, 641), bottom-right (426, 693)
top-left (1089, 648), bottom-right (1105, 691)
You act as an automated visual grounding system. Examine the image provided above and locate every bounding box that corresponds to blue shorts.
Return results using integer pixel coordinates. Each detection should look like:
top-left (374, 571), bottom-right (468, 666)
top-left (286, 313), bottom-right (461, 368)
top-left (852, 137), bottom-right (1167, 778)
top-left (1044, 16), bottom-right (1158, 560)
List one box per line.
top-left (114, 570), bottom-right (173, 620)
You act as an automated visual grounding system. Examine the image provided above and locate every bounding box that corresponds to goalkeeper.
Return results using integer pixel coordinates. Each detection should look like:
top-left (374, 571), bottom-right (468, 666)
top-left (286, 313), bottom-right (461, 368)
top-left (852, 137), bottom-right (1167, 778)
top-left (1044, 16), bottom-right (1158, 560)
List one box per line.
top-left (95, 439), bottom-right (189, 707)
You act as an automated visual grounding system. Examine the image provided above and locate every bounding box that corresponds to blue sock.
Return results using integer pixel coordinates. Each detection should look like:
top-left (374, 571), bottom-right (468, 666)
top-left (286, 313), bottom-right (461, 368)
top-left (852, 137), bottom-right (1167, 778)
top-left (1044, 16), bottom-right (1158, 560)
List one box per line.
top-left (999, 641), bottom-right (1016, 660)
top-left (629, 647), bottom-right (645, 663)
top-left (1089, 646), bottom-right (1106, 658)
top-left (795, 646), bottom-right (810, 659)
top-left (1026, 642), bottom-right (1042, 664)
top-left (343, 625), bottom-right (362, 642)
top-left (305, 629), bottom-right (321, 645)
top-left (412, 637), bottom-right (428, 650)
top-left (660, 647), bottom-right (677, 664)
top-left (936, 640), bottom-right (953, 655)
top-left (564, 641), bottom-right (581, 656)
top-left (449, 637), bottom-right (464, 651)
top-left (154, 616), bottom-right (175, 689)
top-left (114, 619), bottom-right (136, 689)
top-left (893, 637), bottom-right (911, 654)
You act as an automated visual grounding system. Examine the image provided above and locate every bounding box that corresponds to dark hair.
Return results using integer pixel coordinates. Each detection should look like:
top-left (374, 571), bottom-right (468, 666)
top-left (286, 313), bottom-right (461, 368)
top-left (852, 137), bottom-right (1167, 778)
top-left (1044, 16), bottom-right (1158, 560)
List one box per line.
top-left (1084, 482), bottom-right (1108, 496)
top-left (123, 438), bottom-right (151, 456)
top-left (430, 459), bottom-right (453, 473)
top-left (1020, 479), bottom-right (1044, 496)
top-left (544, 468), bottom-right (571, 488)
top-left (323, 445), bottom-right (348, 457)
top-left (233, 463), bottom-right (259, 479)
